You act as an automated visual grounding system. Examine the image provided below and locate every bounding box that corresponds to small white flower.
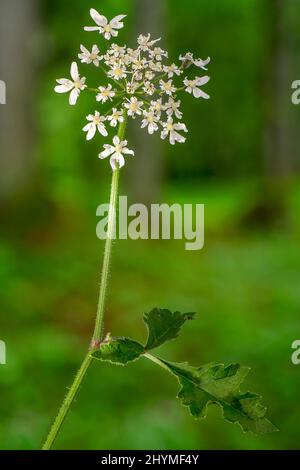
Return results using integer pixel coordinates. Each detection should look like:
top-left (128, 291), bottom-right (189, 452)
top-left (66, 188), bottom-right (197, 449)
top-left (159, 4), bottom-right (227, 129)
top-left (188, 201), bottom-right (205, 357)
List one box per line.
top-left (160, 79), bottom-right (176, 96)
top-left (161, 118), bottom-right (188, 145)
top-left (124, 97), bottom-right (143, 118)
top-left (149, 61), bottom-right (163, 72)
top-left (79, 45), bottom-right (102, 67)
top-left (83, 112), bottom-right (108, 140)
top-left (132, 57), bottom-right (148, 72)
top-left (107, 108), bottom-right (124, 128)
top-left (164, 98), bottom-right (183, 119)
top-left (96, 84), bottom-right (116, 103)
top-left (143, 81), bottom-right (156, 96)
top-left (108, 65), bottom-right (127, 80)
top-left (137, 34), bottom-right (161, 51)
top-left (179, 52), bottom-right (194, 69)
top-left (163, 63), bottom-right (182, 78)
top-left (150, 47), bottom-right (168, 61)
top-left (180, 53), bottom-right (211, 71)
top-left (109, 44), bottom-right (126, 57)
top-left (84, 9), bottom-right (126, 40)
top-left (144, 70), bottom-right (155, 81)
top-left (54, 62), bottom-right (86, 106)
top-left (141, 110), bottom-right (159, 134)
top-left (126, 82), bottom-right (139, 94)
top-left (150, 99), bottom-right (164, 118)
top-left (99, 136), bottom-right (134, 170)
top-left (184, 76), bottom-right (210, 99)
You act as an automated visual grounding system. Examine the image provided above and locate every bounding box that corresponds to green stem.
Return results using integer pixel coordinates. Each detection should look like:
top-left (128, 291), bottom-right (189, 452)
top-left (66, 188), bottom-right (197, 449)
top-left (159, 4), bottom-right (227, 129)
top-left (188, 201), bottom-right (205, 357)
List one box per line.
top-left (42, 111), bottom-right (127, 450)
top-left (93, 112), bottom-right (127, 343)
top-left (143, 352), bottom-right (171, 373)
top-left (92, 166), bottom-right (119, 342)
top-left (42, 353), bottom-right (93, 450)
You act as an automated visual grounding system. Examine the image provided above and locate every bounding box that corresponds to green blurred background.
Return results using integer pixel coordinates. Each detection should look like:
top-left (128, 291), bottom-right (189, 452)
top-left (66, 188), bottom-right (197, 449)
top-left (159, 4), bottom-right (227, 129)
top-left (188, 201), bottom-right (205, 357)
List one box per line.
top-left (0, 0), bottom-right (300, 450)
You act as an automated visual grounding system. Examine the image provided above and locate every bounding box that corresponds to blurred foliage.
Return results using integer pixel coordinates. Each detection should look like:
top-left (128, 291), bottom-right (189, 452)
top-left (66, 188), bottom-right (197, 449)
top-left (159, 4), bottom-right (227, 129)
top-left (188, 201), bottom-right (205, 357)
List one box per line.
top-left (0, 0), bottom-right (300, 450)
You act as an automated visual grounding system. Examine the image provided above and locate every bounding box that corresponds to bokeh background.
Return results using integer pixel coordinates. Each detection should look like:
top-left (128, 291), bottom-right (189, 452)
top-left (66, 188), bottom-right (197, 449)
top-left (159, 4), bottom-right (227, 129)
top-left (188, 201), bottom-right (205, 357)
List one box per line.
top-left (0, 0), bottom-right (300, 450)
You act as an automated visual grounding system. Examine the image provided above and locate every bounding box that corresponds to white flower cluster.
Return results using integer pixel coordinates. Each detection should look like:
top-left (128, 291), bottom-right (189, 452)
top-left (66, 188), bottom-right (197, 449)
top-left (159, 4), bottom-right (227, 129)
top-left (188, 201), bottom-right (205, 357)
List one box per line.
top-left (55, 8), bottom-right (211, 170)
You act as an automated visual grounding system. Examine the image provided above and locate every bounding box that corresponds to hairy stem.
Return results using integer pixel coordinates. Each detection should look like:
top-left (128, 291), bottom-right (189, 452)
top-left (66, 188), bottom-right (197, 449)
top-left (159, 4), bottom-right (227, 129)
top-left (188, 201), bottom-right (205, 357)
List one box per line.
top-left (93, 112), bottom-right (127, 343)
top-left (92, 169), bottom-right (119, 343)
top-left (42, 353), bottom-right (93, 450)
top-left (42, 112), bottom-right (127, 450)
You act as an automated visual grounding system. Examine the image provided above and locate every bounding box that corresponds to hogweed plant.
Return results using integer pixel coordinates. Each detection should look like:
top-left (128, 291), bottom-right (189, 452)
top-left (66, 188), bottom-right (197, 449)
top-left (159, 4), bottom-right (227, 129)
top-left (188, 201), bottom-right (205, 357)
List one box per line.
top-left (44, 8), bottom-right (277, 450)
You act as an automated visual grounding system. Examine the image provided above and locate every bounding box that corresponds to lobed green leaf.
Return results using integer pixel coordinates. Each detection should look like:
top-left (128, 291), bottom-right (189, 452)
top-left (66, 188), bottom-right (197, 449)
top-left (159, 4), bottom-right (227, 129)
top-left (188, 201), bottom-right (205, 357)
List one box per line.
top-left (159, 359), bottom-right (278, 435)
top-left (144, 308), bottom-right (196, 350)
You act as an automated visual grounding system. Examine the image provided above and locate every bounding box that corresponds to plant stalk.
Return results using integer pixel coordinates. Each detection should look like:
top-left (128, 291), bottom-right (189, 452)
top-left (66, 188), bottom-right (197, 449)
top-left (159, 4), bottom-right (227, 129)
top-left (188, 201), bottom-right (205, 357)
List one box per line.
top-left (42, 112), bottom-right (127, 450)
top-left (143, 352), bottom-right (171, 373)
top-left (92, 167), bottom-right (119, 343)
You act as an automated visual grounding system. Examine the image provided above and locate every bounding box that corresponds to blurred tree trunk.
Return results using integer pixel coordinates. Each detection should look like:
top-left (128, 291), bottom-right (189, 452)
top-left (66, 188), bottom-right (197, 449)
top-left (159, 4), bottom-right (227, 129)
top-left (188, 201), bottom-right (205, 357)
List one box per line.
top-left (241, 0), bottom-right (296, 228)
top-left (263, 0), bottom-right (296, 178)
top-left (0, 0), bottom-right (39, 202)
top-left (126, 0), bottom-right (167, 204)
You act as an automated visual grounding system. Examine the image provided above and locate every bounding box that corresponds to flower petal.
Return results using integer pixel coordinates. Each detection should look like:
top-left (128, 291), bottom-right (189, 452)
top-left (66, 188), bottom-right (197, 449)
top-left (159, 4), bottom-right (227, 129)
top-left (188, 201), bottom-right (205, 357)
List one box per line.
top-left (69, 88), bottom-right (80, 105)
top-left (90, 9), bottom-right (107, 27)
top-left (70, 62), bottom-right (79, 81)
top-left (113, 136), bottom-right (120, 146)
top-left (99, 145), bottom-right (114, 159)
top-left (87, 124), bottom-right (96, 141)
top-left (84, 26), bottom-right (100, 32)
top-left (98, 124), bottom-right (108, 137)
top-left (83, 123), bottom-right (92, 132)
top-left (110, 15), bottom-right (126, 29)
top-left (123, 148), bottom-right (135, 156)
top-left (55, 83), bottom-right (73, 93)
top-left (194, 57), bottom-right (211, 70)
top-left (196, 76), bottom-right (210, 86)
top-left (193, 87), bottom-right (210, 99)
top-left (110, 154), bottom-right (125, 171)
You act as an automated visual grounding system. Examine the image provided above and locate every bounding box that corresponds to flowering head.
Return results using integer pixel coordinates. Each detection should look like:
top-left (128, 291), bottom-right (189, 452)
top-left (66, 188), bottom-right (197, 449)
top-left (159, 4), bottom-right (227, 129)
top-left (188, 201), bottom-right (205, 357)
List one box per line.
top-left (55, 8), bottom-right (211, 170)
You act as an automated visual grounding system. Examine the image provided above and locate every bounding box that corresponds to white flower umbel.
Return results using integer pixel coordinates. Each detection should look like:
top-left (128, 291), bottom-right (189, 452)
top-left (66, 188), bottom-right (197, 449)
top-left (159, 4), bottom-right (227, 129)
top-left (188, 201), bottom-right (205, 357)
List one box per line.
top-left (79, 45), bottom-right (102, 66)
top-left (99, 136), bottom-right (134, 170)
top-left (54, 62), bottom-right (86, 105)
top-left (85, 9), bottom-right (126, 40)
top-left (55, 7), bottom-right (211, 168)
top-left (184, 76), bottom-right (210, 99)
top-left (161, 118), bottom-right (188, 145)
top-left (107, 108), bottom-right (124, 128)
top-left (83, 112), bottom-right (108, 140)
